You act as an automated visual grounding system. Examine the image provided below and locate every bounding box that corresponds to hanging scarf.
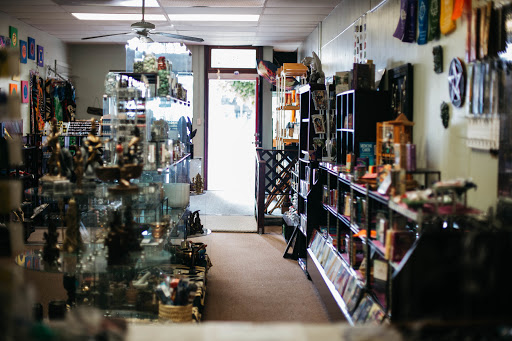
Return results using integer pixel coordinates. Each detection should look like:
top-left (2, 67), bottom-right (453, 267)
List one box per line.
top-left (440, 0), bottom-right (456, 35)
top-left (418, 0), bottom-right (429, 45)
top-left (428, 0), bottom-right (441, 40)
top-left (393, 0), bottom-right (417, 43)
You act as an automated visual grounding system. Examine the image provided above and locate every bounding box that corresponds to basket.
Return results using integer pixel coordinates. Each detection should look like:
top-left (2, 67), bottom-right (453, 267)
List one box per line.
top-left (158, 302), bottom-right (193, 322)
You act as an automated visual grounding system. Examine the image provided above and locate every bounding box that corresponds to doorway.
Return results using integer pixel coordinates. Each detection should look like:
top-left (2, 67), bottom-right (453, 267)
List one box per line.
top-left (205, 75), bottom-right (257, 215)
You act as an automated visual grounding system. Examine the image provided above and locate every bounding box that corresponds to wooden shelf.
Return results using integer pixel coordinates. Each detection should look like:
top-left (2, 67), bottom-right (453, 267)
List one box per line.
top-left (278, 105), bottom-right (300, 110)
top-left (280, 63), bottom-right (308, 77)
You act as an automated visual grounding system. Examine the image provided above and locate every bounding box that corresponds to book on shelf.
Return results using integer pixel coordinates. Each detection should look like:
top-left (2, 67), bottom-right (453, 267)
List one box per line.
top-left (352, 295), bottom-right (374, 324)
top-left (338, 270), bottom-right (352, 296)
top-left (373, 259), bottom-right (388, 293)
top-left (322, 248), bottom-right (335, 268)
top-left (346, 284), bottom-right (363, 314)
top-left (327, 257), bottom-right (343, 283)
top-left (359, 142), bottom-right (376, 166)
top-left (333, 266), bottom-right (347, 291)
top-left (366, 302), bottom-right (386, 325)
top-left (342, 276), bottom-right (358, 303)
top-left (384, 230), bottom-right (416, 262)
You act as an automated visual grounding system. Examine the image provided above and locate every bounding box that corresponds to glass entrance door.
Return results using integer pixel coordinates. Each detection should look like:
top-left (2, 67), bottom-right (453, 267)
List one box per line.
top-left (207, 77), bottom-right (257, 213)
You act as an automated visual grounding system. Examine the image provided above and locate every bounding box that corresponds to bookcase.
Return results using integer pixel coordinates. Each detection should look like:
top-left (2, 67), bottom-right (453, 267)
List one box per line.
top-left (336, 90), bottom-right (390, 166)
top-left (287, 83), bottom-right (327, 275)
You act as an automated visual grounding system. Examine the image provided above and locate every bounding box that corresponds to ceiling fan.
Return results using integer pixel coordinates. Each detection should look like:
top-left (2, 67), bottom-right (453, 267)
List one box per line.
top-left (81, 0), bottom-right (204, 43)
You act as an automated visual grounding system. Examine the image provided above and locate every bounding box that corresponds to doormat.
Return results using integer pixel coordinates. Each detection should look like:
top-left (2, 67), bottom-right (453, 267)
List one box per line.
top-left (201, 215), bottom-right (257, 233)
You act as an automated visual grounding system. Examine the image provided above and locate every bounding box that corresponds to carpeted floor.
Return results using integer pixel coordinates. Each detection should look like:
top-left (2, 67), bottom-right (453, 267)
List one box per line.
top-left (192, 227), bottom-right (329, 322)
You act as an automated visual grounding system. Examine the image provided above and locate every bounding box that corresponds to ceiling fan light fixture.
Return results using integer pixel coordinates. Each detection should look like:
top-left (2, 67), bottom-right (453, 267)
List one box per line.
top-left (72, 13), bottom-right (166, 21)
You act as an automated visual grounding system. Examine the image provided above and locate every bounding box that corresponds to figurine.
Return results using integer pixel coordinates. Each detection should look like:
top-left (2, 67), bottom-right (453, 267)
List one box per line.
top-left (42, 220), bottom-right (60, 267)
top-left (83, 118), bottom-right (104, 177)
top-left (96, 134), bottom-right (143, 192)
top-left (127, 126), bottom-right (142, 164)
top-left (192, 174), bottom-right (204, 195)
top-left (105, 207), bottom-right (141, 266)
top-left (433, 45), bottom-right (443, 74)
top-left (301, 51), bottom-right (325, 84)
top-left (187, 210), bottom-right (204, 236)
top-left (47, 118), bottom-right (62, 177)
top-left (441, 102), bottom-right (450, 128)
top-left (73, 149), bottom-right (84, 194)
top-left (62, 199), bottom-right (83, 253)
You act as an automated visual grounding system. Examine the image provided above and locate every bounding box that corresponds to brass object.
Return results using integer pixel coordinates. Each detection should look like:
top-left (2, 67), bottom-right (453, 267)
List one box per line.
top-left (62, 199), bottom-right (83, 254)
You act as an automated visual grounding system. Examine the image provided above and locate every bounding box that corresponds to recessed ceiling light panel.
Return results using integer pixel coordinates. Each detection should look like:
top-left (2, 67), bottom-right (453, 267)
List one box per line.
top-left (72, 13), bottom-right (167, 21)
top-left (167, 14), bottom-right (259, 21)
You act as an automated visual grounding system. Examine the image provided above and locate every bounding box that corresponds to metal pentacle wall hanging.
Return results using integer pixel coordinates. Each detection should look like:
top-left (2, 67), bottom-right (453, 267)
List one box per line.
top-left (448, 57), bottom-right (466, 107)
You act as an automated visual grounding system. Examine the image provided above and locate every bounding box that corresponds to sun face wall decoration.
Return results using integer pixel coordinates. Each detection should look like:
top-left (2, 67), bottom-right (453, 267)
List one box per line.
top-left (28, 37), bottom-right (36, 60)
top-left (20, 40), bottom-right (28, 64)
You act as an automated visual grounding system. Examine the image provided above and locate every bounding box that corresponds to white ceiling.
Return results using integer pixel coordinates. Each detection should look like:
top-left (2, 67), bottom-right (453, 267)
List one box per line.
top-left (1, 0), bottom-right (340, 51)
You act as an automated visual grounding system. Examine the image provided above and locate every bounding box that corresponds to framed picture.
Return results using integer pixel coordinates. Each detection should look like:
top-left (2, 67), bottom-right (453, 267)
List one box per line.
top-left (9, 83), bottom-right (18, 96)
top-left (21, 81), bottom-right (29, 103)
top-left (9, 26), bottom-right (18, 48)
top-left (20, 40), bottom-right (28, 64)
top-left (37, 45), bottom-right (44, 67)
top-left (312, 114), bottom-right (326, 134)
top-left (28, 37), bottom-right (36, 60)
top-left (388, 63), bottom-right (413, 121)
top-left (312, 89), bottom-right (328, 110)
top-left (0, 35), bottom-right (6, 48)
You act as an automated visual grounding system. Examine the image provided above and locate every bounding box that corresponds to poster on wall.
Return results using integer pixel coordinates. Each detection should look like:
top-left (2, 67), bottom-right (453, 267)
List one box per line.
top-left (0, 35), bottom-right (6, 48)
top-left (28, 37), bottom-right (36, 60)
top-left (9, 83), bottom-right (18, 95)
top-left (20, 40), bottom-right (28, 64)
top-left (37, 45), bottom-right (44, 67)
top-left (9, 26), bottom-right (18, 48)
top-left (21, 81), bottom-right (29, 103)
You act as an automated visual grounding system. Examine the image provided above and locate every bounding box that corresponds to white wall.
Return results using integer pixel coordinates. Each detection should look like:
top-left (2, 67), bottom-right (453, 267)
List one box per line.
top-left (68, 44), bottom-right (126, 120)
top-left (299, 0), bottom-right (498, 211)
top-left (0, 11), bottom-right (68, 135)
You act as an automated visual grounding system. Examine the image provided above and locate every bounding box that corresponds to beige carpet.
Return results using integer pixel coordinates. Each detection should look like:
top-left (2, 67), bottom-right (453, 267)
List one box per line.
top-left (202, 215), bottom-right (257, 233)
top-left (194, 227), bottom-right (330, 322)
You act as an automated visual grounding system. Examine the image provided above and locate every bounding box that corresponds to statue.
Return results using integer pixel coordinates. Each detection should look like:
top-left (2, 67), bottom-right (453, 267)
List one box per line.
top-left (105, 206), bottom-right (141, 266)
top-left (127, 126), bottom-right (142, 164)
top-left (62, 199), bottom-right (83, 253)
top-left (301, 51), bottom-right (325, 84)
top-left (83, 118), bottom-right (104, 177)
top-left (47, 118), bottom-right (62, 177)
top-left (187, 210), bottom-right (204, 236)
top-left (42, 220), bottom-right (60, 267)
top-left (192, 174), bottom-right (203, 195)
top-left (73, 149), bottom-right (84, 194)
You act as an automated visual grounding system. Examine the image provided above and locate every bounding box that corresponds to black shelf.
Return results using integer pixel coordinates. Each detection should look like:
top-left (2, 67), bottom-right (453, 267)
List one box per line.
top-left (307, 248), bottom-right (354, 324)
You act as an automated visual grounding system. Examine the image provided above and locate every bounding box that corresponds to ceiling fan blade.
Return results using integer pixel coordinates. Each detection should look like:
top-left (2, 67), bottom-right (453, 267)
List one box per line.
top-left (82, 32), bottom-right (131, 40)
top-left (153, 32), bottom-right (204, 42)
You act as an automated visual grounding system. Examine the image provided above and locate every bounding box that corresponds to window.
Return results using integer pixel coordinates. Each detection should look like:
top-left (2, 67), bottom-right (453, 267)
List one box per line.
top-left (210, 48), bottom-right (256, 69)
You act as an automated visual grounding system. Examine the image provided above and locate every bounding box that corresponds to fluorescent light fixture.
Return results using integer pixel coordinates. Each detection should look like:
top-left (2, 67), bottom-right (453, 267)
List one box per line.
top-left (72, 13), bottom-right (166, 21)
top-left (167, 14), bottom-right (259, 22)
top-left (117, 0), bottom-right (159, 7)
